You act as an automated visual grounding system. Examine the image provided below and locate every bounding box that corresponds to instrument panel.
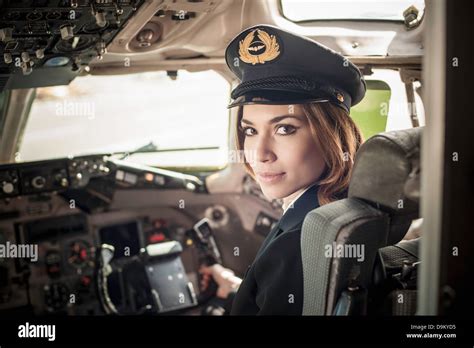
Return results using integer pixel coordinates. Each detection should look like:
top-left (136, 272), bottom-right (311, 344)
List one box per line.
top-left (0, 155), bottom-right (112, 199)
top-left (0, 154), bottom-right (203, 200)
top-left (0, 212), bottom-right (200, 315)
top-left (0, 155), bottom-right (206, 315)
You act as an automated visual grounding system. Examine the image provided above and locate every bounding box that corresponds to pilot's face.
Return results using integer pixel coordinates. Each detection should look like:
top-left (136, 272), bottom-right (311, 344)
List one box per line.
top-left (241, 104), bottom-right (326, 203)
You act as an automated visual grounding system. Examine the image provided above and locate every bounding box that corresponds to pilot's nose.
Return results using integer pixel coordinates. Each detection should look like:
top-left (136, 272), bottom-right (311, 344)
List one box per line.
top-left (254, 133), bottom-right (276, 164)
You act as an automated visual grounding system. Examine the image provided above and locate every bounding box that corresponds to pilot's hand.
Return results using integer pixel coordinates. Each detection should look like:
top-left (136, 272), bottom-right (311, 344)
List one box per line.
top-left (199, 264), bottom-right (242, 299)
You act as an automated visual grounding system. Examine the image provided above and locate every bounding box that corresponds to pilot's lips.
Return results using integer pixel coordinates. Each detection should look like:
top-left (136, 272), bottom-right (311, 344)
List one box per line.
top-left (256, 172), bottom-right (286, 184)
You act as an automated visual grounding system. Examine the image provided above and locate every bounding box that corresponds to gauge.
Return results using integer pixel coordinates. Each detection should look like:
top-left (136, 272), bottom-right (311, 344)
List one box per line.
top-left (44, 282), bottom-right (69, 312)
top-left (67, 240), bottom-right (93, 269)
top-left (44, 250), bottom-right (61, 278)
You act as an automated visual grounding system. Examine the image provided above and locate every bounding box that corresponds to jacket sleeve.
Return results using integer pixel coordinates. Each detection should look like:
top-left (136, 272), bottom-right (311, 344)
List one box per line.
top-left (253, 229), bottom-right (304, 315)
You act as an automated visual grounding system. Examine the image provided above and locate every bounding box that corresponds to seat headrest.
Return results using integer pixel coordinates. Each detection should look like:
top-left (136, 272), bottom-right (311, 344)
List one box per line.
top-left (348, 127), bottom-right (422, 216)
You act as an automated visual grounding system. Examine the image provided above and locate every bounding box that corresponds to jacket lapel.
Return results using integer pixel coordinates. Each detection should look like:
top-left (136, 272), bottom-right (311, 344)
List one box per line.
top-left (253, 184), bottom-right (320, 260)
top-left (254, 220), bottom-right (282, 260)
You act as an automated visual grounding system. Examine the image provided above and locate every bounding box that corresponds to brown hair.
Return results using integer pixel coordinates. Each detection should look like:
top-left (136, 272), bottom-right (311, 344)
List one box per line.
top-left (235, 102), bottom-right (364, 206)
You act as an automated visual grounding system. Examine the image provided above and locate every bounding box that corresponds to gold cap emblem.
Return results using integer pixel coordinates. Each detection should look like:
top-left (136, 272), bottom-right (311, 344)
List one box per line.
top-left (336, 92), bottom-right (344, 102)
top-left (238, 29), bottom-right (281, 65)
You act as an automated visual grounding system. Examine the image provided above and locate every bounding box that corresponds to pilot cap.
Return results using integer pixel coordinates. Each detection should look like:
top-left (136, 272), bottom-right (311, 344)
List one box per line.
top-left (225, 24), bottom-right (366, 112)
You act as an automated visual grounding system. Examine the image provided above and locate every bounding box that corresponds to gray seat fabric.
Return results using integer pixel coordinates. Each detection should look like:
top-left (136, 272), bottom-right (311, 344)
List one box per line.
top-left (301, 127), bottom-right (422, 315)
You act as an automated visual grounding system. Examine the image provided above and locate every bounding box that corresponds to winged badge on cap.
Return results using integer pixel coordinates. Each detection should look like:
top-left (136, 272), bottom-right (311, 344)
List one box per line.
top-left (238, 29), bottom-right (281, 65)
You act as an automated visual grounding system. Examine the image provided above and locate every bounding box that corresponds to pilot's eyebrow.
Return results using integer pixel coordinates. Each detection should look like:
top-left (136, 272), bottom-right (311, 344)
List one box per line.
top-left (241, 115), bottom-right (304, 125)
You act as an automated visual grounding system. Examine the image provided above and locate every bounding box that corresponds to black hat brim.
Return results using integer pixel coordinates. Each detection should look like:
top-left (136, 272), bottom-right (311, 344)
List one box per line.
top-left (227, 76), bottom-right (352, 112)
top-left (227, 95), bottom-right (331, 109)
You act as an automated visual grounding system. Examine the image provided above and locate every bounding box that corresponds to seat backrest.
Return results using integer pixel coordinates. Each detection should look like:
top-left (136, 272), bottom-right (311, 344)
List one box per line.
top-left (301, 127), bottom-right (422, 315)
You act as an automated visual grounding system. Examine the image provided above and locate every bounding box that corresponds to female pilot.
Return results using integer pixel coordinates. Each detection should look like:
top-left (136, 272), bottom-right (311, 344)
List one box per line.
top-left (200, 24), bottom-right (366, 315)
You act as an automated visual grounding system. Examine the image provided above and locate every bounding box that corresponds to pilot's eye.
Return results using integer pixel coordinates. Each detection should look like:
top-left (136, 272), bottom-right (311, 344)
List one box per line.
top-left (241, 126), bottom-right (256, 136)
top-left (276, 124), bottom-right (298, 135)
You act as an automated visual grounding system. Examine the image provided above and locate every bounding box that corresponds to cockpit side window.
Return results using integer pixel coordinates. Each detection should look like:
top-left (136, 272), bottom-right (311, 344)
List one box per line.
top-left (351, 69), bottom-right (424, 140)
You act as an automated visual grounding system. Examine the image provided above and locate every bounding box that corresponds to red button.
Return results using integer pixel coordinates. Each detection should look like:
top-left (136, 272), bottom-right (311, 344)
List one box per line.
top-left (149, 233), bottom-right (165, 243)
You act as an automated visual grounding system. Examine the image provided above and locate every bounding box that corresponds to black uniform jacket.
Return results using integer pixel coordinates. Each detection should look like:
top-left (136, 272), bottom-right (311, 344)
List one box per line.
top-left (229, 183), bottom-right (320, 315)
